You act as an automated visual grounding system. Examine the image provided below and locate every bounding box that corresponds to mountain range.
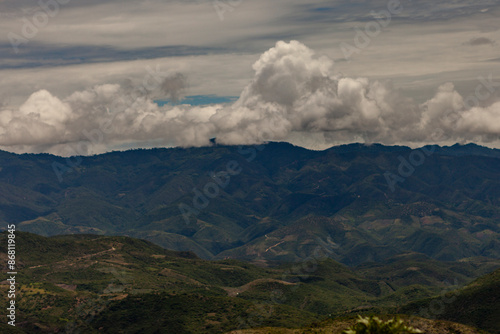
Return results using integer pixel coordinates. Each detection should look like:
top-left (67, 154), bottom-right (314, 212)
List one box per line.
top-left (0, 142), bottom-right (499, 266)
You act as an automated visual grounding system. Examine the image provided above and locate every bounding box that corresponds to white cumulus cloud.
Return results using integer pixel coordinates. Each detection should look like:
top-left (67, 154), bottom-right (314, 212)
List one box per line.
top-left (1, 40), bottom-right (499, 155)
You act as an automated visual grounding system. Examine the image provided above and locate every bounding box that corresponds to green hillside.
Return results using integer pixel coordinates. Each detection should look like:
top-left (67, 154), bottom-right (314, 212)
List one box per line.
top-left (1, 232), bottom-right (498, 333)
top-left (398, 268), bottom-right (500, 333)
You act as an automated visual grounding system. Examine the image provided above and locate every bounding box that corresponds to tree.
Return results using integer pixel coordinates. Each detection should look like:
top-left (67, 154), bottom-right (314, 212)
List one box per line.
top-left (342, 316), bottom-right (422, 334)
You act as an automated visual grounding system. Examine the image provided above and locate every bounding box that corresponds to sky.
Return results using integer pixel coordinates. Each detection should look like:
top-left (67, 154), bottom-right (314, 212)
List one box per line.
top-left (0, 0), bottom-right (500, 156)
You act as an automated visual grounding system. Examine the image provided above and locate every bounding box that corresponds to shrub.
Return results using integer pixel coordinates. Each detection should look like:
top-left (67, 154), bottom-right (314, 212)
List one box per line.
top-left (342, 316), bottom-right (422, 334)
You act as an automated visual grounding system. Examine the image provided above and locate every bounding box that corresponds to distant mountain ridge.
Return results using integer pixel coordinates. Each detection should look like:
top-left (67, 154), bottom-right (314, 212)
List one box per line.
top-left (0, 142), bottom-right (499, 265)
top-left (423, 143), bottom-right (500, 158)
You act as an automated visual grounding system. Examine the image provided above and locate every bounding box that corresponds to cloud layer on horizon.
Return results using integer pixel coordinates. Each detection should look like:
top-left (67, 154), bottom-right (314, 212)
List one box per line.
top-left (1, 41), bottom-right (499, 156)
top-left (2, 0), bottom-right (500, 108)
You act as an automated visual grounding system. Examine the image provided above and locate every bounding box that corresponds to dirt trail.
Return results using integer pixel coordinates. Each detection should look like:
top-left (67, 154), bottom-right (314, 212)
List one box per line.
top-left (28, 246), bottom-right (116, 269)
top-left (223, 278), bottom-right (296, 297)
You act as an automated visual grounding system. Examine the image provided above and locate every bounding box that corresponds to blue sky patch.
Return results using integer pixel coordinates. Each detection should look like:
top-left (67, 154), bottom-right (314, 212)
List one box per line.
top-left (155, 95), bottom-right (239, 106)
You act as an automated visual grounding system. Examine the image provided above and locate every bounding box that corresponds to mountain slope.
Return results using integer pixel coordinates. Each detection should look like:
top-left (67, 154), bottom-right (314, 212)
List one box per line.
top-left (0, 142), bottom-right (499, 265)
top-left (1, 232), bottom-right (498, 333)
top-left (398, 268), bottom-right (500, 333)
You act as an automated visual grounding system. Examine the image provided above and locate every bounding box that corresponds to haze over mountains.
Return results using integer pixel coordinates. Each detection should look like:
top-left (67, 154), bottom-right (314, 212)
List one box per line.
top-left (1, 142), bottom-right (499, 266)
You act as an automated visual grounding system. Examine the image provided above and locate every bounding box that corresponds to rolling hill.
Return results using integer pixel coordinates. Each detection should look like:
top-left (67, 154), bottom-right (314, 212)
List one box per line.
top-left (1, 232), bottom-right (499, 333)
top-left (398, 266), bottom-right (500, 333)
top-left (1, 232), bottom-right (498, 333)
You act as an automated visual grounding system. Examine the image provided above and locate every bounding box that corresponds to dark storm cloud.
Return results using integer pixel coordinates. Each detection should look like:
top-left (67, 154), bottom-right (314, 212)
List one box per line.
top-left (464, 37), bottom-right (496, 46)
top-left (161, 73), bottom-right (188, 103)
